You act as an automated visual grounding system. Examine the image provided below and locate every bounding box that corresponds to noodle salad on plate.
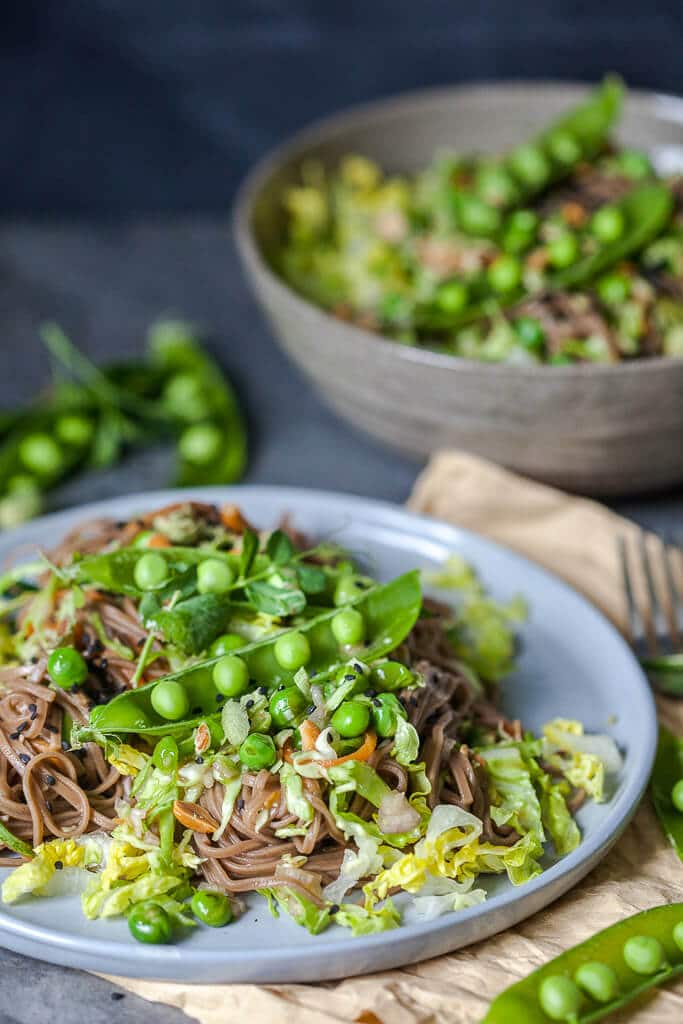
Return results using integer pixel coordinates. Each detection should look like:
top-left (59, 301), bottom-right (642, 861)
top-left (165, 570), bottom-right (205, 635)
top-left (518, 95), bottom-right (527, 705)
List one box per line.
top-left (0, 501), bottom-right (621, 942)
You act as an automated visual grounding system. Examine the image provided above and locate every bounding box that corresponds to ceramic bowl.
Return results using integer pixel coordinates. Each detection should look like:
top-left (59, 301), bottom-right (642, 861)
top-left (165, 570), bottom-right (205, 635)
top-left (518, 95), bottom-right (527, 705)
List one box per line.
top-left (234, 82), bottom-right (683, 496)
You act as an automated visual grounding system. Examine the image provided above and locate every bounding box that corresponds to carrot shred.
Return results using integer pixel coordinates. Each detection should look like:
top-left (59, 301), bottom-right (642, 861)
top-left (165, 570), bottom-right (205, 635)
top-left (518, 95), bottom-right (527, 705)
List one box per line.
top-left (220, 503), bottom-right (252, 534)
top-left (299, 719), bottom-right (320, 752)
top-left (148, 533), bottom-right (171, 548)
top-left (319, 731), bottom-right (377, 768)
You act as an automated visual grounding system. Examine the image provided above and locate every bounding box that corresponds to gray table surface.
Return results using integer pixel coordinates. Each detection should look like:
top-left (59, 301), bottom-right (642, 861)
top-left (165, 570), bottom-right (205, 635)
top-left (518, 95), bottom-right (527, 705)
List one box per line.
top-left (0, 219), bottom-right (680, 1023)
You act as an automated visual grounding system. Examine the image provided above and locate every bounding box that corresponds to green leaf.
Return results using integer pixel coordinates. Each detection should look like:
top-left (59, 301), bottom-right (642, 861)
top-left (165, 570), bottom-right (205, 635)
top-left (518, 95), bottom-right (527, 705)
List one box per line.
top-left (266, 529), bottom-right (295, 566)
top-left (239, 530), bottom-right (259, 579)
top-left (245, 580), bottom-right (306, 616)
top-left (153, 593), bottom-right (233, 655)
top-left (295, 563), bottom-right (328, 595)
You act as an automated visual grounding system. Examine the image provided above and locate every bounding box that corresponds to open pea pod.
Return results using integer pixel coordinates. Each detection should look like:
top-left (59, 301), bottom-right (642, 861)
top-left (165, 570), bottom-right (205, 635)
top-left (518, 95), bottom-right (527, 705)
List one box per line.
top-left (416, 182), bottom-right (674, 335)
top-left (73, 546), bottom-right (261, 596)
top-left (651, 725), bottom-right (683, 860)
top-left (483, 903), bottom-right (683, 1023)
top-left (549, 181), bottom-right (674, 289)
top-left (78, 570), bottom-right (421, 739)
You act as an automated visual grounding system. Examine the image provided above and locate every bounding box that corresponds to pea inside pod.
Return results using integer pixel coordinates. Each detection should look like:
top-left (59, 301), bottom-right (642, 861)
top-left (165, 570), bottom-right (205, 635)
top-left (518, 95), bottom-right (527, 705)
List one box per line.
top-left (78, 571), bottom-right (422, 738)
top-left (482, 903), bottom-right (683, 1023)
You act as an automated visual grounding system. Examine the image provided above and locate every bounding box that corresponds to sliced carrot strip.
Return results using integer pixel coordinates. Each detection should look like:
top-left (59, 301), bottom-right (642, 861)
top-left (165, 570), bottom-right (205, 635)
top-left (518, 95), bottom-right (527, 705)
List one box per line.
top-left (220, 503), bottom-right (252, 534)
top-left (172, 799), bottom-right (219, 834)
top-left (319, 731), bottom-right (377, 768)
top-left (299, 719), bottom-right (321, 752)
top-left (148, 533), bottom-right (171, 548)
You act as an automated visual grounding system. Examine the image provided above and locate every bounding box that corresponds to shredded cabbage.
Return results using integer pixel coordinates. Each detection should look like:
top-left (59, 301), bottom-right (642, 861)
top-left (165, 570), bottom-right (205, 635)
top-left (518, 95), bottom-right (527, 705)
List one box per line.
top-left (2, 837), bottom-right (102, 904)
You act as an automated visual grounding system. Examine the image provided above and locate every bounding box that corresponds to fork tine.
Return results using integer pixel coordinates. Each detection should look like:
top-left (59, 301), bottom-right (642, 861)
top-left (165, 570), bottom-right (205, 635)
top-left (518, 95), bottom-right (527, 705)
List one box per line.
top-left (638, 531), bottom-right (666, 655)
top-left (618, 535), bottom-right (648, 657)
top-left (662, 535), bottom-right (683, 648)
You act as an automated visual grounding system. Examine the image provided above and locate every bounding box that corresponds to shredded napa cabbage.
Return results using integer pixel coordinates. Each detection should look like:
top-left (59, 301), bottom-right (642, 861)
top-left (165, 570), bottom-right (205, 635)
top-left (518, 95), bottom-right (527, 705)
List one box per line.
top-left (2, 837), bottom-right (103, 904)
top-left (542, 719), bottom-right (622, 802)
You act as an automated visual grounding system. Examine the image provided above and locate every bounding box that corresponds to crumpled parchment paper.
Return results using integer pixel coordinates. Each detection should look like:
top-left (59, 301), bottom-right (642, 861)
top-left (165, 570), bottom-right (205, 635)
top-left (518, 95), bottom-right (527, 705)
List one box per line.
top-left (104, 452), bottom-right (683, 1023)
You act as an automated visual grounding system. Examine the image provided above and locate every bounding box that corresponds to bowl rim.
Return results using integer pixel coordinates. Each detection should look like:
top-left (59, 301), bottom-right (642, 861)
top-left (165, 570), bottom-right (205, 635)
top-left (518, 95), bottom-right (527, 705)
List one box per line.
top-left (233, 78), bottom-right (683, 378)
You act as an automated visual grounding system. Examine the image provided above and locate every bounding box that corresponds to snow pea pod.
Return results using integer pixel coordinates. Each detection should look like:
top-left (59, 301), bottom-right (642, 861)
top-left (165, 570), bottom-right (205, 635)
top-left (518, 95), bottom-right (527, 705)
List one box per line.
top-left (482, 903), bottom-right (683, 1023)
top-left (73, 546), bottom-right (260, 596)
top-left (80, 570), bottom-right (421, 738)
top-left (651, 725), bottom-right (683, 860)
top-left (0, 822), bottom-right (33, 859)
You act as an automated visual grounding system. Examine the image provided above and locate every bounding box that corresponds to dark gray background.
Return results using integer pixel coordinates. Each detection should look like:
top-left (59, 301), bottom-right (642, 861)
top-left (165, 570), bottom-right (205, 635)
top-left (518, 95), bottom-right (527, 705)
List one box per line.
top-left (0, 3), bottom-right (682, 1019)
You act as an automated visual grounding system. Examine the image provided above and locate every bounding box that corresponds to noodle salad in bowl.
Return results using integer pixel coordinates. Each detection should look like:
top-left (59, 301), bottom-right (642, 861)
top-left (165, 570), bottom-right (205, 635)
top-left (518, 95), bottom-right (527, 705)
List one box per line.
top-left (0, 500), bottom-right (621, 942)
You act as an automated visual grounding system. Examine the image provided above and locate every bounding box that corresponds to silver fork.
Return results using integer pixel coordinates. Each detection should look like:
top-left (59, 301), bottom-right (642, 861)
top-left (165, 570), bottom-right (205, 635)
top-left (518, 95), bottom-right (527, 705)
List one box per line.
top-left (618, 531), bottom-right (683, 697)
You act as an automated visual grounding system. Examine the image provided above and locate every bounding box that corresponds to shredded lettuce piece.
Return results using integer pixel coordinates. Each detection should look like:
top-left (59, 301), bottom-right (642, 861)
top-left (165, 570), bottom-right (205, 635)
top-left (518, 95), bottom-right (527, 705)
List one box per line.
top-left (259, 887), bottom-right (332, 935)
top-left (213, 775), bottom-right (243, 841)
top-left (323, 830), bottom-right (383, 905)
top-left (424, 555), bottom-right (526, 680)
top-left (2, 838), bottom-right (102, 904)
top-left (478, 744), bottom-right (545, 839)
top-left (334, 900), bottom-right (400, 935)
top-left (391, 717), bottom-right (420, 766)
top-left (404, 874), bottom-right (487, 922)
top-left (221, 699), bottom-right (250, 748)
top-left (106, 743), bottom-right (149, 777)
top-left (280, 764), bottom-right (314, 824)
top-left (542, 719), bottom-right (622, 802)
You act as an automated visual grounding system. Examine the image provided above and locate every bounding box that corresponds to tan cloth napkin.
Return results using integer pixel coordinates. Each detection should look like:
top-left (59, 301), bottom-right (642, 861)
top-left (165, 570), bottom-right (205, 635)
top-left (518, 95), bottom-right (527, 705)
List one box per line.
top-left (106, 453), bottom-right (683, 1023)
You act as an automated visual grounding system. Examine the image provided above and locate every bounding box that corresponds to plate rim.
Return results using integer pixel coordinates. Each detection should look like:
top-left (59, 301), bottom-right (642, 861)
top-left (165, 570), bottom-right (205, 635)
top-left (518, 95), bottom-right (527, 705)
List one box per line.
top-left (0, 485), bottom-right (658, 979)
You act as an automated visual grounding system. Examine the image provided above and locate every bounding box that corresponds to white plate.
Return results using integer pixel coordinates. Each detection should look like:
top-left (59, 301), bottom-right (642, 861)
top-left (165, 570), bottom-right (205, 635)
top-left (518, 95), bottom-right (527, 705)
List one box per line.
top-left (0, 487), bottom-right (657, 982)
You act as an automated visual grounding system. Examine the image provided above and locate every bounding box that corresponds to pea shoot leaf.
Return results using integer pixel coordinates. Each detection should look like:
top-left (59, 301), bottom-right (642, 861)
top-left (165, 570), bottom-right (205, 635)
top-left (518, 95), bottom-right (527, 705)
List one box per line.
top-left (266, 529), bottom-right (295, 566)
top-left (245, 580), bottom-right (306, 616)
top-left (239, 529), bottom-right (259, 579)
top-left (295, 563), bottom-right (327, 595)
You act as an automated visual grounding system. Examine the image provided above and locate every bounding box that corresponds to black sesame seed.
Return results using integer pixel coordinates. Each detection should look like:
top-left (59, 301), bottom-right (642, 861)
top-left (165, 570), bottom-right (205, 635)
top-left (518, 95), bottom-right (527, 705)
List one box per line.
top-left (215, 693), bottom-right (225, 703)
top-left (100, 658), bottom-right (108, 670)
top-left (46, 724), bottom-right (58, 734)
top-left (372, 698), bottom-right (382, 708)
top-left (46, 800), bottom-right (53, 812)
top-left (353, 663), bottom-right (363, 673)
top-left (16, 722), bottom-right (28, 735)
top-left (9, 731), bottom-right (19, 740)
top-left (115, 520), bottom-right (127, 529)
top-left (344, 674), bottom-right (355, 682)
top-left (257, 686), bottom-right (268, 696)
top-left (330, 903), bottom-right (340, 914)
top-left (28, 703), bottom-right (37, 713)
top-left (355, 581), bottom-right (369, 590)
top-left (30, 711), bottom-right (38, 721)
top-left (54, 860), bottom-right (63, 870)
top-left (45, 774), bottom-right (56, 786)
top-left (195, 756), bottom-right (204, 765)
top-left (306, 704), bottom-right (315, 714)
top-left (309, 671), bottom-right (317, 679)
top-left (30, 656), bottom-right (38, 664)
top-left (19, 754), bottom-right (30, 764)
top-left (236, 798), bottom-right (245, 811)
top-left (366, 689), bottom-right (376, 698)
top-left (111, 992), bottom-right (125, 1001)
top-left (191, 706), bottom-right (201, 715)
top-left (245, 699), bottom-right (254, 709)
top-left (61, 740), bottom-right (70, 751)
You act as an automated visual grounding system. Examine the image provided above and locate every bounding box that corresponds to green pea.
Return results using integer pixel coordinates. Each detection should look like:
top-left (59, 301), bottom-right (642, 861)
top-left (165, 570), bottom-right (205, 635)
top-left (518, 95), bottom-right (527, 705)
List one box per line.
top-left (616, 149), bottom-right (652, 180)
top-left (548, 233), bottom-right (580, 268)
top-left (475, 164), bottom-right (519, 207)
top-left (269, 685), bottom-right (308, 728)
top-left (178, 423), bottom-right (223, 465)
top-left (591, 206), bottom-right (625, 243)
top-left (47, 647), bottom-right (88, 689)
top-left (371, 692), bottom-right (407, 738)
top-left (128, 901), bottom-right (172, 944)
top-left (436, 280), bottom-right (468, 315)
top-left (19, 433), bottom-right (64, 477)
top-left (597, 272), bottom-right (630, 305)
top-left (509, 144), bottom-right (551, 187)
top-left (670, 778), bottom-right (683, 812)
top-left (197, 558), bottom-right (235, 595)
top-left (507, 209), bottom-right (538, 235)
top-left (371, 661), bottom-right (413, 692)
top-left (673, 920), bottom-right (683, 952)
top-left (274, 630), bottom-right (311, 671)
top-left (538, 975), bottom-right (583, 1021)
top-left (191, 889), bottom-right (233, 927)
top-left (331, 608), bottom-right (365, 647)
top-left (55, 414), bottom-right (93, 446)
top-left (239, 732), bottom-right (276, 770)
top-left (212, 655), bottom-right (250, 698)
top-left (458, 195), bottom-right (502, 237)
top-left (623, 934), bottom-right (666, 975)
top-left (547, 131), bottom-right (582, 165)
top-left (574, 961), bottom-right (619, 1003)
top-left (209, 633), bottom-right (245, 657)
top-left (151, 679), bottom-right (190, 721)
top-left (163, 373), bottom-right (206, 421)
top-left (331, 700), bottom-right (371, 738)
top-left (334, 575), bottom-right (370, 606)
top-left (514, 316), bottom-right (545, 351)
top-left (152, 736), bottom-right (179, 773)
top-left (549, 353), bottom-right (574, 366)
top-left (134, 552), bottom-right (169, 590)
top-left (487, 255), bottom-right (522, 294)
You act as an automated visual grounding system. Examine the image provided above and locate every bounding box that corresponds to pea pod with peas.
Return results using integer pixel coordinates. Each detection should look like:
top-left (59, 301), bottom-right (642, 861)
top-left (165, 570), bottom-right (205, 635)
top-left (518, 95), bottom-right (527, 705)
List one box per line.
top-left (482, 903), bottom-right (683, 1023)
top-left (75, 570), bottom-right (422, 739)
